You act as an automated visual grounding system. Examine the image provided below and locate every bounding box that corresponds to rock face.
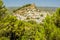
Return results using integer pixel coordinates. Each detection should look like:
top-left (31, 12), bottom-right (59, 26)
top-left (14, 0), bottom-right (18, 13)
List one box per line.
top-left (13, 4), bottom-right (49, 23)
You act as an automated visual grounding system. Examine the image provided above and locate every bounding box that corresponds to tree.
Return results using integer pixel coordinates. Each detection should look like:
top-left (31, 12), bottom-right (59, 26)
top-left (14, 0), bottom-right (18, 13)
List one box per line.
top-left (0, 0), bottom-right (7, 20)
top-left (43, 8), bottom-right (60, 40)
top-left (54, 8), bottom-right (60, 27)
top-left (0, 0), bottom-right (3, 8)
top-left (0, 15), bottom-right (46, 40)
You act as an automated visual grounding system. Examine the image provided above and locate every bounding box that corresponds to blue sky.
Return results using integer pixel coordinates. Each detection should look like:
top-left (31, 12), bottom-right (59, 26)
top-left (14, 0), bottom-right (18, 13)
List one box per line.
top-left (3, 0), bottom-right (60, 7)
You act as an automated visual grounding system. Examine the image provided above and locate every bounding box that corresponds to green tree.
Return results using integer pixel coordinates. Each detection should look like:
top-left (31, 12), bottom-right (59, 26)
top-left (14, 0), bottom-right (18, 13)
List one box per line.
top-left (0, 0), bottom-right (3, 8)
top-left (0, 15), bottom-right (46, 40)
top-left (0, 0), bottom-right (7, 20)
top-left (43, 8), bottom-right (60, 40)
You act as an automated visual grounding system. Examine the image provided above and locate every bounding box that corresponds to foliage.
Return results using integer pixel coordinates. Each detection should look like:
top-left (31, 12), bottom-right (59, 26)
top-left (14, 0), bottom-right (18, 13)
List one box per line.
top-left (0, 15), bottom-right (45, 40)
top-left (43, 8), bottom-right (60, 40)
top-left (13, 4), bottom-right (32, 12)
top-left (0, 0), bottom-right (60, 40)
top-left (0, 0), bottom-right (3, 8)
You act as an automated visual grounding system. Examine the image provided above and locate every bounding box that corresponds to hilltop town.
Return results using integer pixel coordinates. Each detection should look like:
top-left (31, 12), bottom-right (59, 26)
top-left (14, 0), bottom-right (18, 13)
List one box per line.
top-left (13, 4), bottom-right (53, 23)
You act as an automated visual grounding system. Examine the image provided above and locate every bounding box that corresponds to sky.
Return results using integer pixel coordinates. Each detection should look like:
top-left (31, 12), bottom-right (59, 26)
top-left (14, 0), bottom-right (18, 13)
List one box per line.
top-left (3, 0), bottom-right (60, 7)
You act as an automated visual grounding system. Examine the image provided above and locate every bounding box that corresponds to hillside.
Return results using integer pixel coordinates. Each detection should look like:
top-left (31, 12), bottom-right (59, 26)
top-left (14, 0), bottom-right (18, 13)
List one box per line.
top-left (13, 4), bottom-right (52, 23)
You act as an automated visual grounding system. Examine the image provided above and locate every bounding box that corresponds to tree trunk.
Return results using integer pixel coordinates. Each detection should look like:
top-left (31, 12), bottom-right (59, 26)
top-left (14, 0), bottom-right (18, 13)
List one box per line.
top-left (10, 32), bottom-right (16, 40)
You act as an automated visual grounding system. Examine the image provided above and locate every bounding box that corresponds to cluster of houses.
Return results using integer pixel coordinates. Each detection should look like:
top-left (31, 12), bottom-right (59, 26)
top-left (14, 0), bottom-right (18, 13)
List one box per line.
top-left (13, 4), bottom-right (50, 23)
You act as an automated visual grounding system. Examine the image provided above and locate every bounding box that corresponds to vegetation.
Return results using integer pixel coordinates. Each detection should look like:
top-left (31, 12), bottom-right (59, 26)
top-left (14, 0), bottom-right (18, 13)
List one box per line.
top-left (13, 4), bottom-right (32, 12)
top-left (0, 0), bottom-right (60, 40)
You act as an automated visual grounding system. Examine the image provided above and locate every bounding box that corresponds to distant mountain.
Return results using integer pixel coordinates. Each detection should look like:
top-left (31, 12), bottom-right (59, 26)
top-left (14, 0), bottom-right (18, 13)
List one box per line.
top-left (7, 7), bottom-right (18, 11)
top-left (7, 7), bottom-right (57, 12)
top-left (37, 7), bottom-right (57, 12)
